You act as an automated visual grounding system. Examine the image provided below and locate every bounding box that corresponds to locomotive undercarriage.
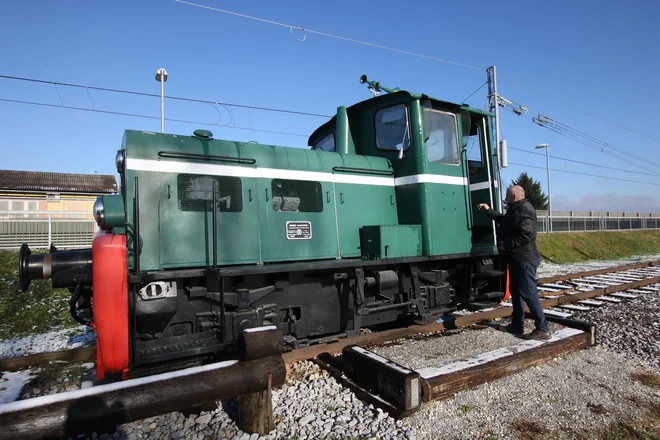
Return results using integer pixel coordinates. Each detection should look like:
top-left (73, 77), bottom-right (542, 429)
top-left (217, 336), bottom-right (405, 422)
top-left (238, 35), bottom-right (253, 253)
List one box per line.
top-left (17, 243), bottom-right (504, 377)
top-left (130, 254), bottom-right (504, 375)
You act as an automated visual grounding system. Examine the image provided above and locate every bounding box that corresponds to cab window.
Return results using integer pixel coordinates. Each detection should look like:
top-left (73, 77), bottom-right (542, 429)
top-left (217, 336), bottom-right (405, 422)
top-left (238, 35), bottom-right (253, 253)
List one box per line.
top-left (271, 179), bottom-right (323, 212)
top-left (424, 107), bottom-right (459, 165)
top-left (375, 104), bottom-right (410, 152)
top-left (314, 133), bottom-right (336, 152)
top-left (467, 123), bottom-right (484, 174)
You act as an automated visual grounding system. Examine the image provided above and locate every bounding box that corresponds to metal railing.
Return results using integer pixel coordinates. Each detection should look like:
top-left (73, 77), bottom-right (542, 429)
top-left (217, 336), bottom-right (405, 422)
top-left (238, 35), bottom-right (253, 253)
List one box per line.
top-left (2, 210), bottom-right (660, 250)
top-left (0, 211), bottom-right (97, 250)
top-left (537, 216), bottom-right (660, 233)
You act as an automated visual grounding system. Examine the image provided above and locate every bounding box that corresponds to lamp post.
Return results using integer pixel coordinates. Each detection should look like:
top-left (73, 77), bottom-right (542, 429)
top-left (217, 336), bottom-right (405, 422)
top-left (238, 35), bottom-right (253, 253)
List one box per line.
top-left (155, 68), bottom-right (168, 133)
top-left (535, 143), bottom-right (551, 232)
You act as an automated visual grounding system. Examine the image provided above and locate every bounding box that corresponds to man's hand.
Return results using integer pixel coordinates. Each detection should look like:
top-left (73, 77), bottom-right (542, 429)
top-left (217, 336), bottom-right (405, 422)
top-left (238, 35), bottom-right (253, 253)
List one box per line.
top-left (477, 203), bottom-right (490, 211)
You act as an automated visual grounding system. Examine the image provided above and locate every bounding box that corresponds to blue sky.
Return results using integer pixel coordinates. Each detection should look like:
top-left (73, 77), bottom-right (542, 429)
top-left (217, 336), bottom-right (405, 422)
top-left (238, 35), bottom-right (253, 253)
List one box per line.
top-left (1, 0), bottom-right (659, 212)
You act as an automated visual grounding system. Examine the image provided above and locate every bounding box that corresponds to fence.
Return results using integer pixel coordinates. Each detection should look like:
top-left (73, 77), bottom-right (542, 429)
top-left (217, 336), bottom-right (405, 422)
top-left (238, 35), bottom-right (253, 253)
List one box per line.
top-left (0, 211), bottom-right (98, 250)
top-left (2, 210), bottom-right (660, 250)
top-left (537, 215), bottom-right (660, 233)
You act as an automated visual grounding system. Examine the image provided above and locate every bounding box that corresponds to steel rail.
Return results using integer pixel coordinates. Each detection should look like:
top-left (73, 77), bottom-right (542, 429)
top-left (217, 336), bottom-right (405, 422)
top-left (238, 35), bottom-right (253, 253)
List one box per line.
top-left (2, 262), bottom-right (659, 372)
top-left (536, 260), bottom-right (660, 284)
top-left (0, 267), bottom-right (657, 440)
top-left (0, 346), bottom-right (96, 372)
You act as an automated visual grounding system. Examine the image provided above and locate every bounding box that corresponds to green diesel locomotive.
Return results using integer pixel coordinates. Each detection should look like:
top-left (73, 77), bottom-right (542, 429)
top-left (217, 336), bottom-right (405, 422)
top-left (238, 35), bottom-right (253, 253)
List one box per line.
top-left (19, 76), bottom-right (504, 379)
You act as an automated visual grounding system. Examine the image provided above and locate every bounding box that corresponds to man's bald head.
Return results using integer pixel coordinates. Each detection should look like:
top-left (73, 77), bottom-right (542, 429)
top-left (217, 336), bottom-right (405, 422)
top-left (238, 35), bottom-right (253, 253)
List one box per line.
top-left (506, 185), bottom-right (526, 204)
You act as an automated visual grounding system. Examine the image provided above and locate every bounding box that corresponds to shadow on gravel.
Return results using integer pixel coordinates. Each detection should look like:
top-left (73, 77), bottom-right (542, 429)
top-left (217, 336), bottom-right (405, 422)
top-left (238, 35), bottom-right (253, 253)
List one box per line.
top-left (65, 395), bottom-right (126, 439)
top-left (220, 397), bottom-right (239, 424)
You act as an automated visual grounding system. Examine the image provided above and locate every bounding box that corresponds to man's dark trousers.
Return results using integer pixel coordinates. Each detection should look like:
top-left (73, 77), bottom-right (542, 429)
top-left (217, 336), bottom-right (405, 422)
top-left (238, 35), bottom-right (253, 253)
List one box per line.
top-left (508, 258), bottom-right (549, 333)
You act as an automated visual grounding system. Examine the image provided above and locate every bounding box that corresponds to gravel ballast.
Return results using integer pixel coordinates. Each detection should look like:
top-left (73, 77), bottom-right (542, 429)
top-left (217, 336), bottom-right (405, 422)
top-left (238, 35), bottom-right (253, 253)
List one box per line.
top-left (2, 256), bottom-right (659, 439)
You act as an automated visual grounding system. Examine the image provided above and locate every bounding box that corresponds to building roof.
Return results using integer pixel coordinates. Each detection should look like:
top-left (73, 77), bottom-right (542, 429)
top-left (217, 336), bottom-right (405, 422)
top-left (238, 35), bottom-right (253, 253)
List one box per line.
top-left (0, 170), bottom-right (118, 194)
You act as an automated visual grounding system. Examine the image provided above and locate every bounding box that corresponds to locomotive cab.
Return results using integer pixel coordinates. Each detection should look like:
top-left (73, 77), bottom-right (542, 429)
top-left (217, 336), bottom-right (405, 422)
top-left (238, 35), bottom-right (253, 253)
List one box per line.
top-left (309, 76), bottom-right (500, 257)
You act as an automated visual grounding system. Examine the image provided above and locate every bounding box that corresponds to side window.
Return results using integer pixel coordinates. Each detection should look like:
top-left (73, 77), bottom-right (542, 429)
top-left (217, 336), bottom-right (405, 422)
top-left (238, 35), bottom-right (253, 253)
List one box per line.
top-left (375, 104), bottom-right (410, 152)
top-left (272, 179), bottom-right (322, 212)
top-left (0, 200), bottom-right (9, 211)
top-left (467, 123), bottom-right (483, 174)
top-left (314, 133), bottom-right (336, 152)
top-left (425, 109), bottom-right (459, 165)
top-left (177, 174), bottom-right (243, 212)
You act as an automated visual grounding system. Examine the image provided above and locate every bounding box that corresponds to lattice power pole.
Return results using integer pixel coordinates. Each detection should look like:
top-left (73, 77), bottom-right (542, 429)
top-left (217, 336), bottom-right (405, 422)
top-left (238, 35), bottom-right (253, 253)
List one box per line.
top-left (487, 66), bottom-right (505, 210)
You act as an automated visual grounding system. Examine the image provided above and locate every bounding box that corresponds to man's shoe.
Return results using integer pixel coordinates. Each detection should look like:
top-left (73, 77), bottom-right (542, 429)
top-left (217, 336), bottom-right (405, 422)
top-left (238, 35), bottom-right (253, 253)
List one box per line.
top-left (499, 324), bottom-right (523, 337)
top-left (523, 329), bottom-right (552, 340)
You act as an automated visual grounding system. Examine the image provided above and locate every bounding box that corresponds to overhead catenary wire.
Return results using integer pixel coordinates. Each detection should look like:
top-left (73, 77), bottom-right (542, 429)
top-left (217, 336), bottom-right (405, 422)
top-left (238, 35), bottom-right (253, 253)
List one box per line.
top-left (507, 161), bottom-right (660, 187)
top-left (461, 81), bottom-right (488, 104)
top-left (0, 97), bottom-right (310, 138)
top-left (499, 105), bottom-right (659, 174)
top-left (537, 121), bottom-right (659, 175)
top-left (2, 73), bottom-right (658, 186)
top-left (4, 90), bottom-right (659, 188)
top-left (173, 1), bottom-right (660, 145)
top-left (0, 74), bottom-right (332, 119)
top-left (174, 0), bottom-right (485, 71)
top-left (508, 146), bottom-right (660, 178)
top-left (537, 115), bottom-right (660, 169)
top-left (541, 124), bottom-right (658, 175)
top-left (498, 75), bottom-right (660, 144)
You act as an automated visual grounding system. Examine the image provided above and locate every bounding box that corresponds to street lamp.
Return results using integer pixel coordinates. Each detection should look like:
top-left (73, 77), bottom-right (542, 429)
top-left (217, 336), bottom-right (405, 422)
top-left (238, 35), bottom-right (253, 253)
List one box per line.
top-left (535, 143), bottom-right (551, 232)
top-left (155, 68), bottom-right (168, 133)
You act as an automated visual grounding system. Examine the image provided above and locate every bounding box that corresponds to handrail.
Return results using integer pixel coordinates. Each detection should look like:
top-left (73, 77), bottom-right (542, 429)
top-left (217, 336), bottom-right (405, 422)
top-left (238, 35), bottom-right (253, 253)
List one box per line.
top-left (461, 149), bottom-right (473, 231)
top-left (331, 166), bottom-right (394, 176)
top-left (158, 151), bottom-right (256, 165)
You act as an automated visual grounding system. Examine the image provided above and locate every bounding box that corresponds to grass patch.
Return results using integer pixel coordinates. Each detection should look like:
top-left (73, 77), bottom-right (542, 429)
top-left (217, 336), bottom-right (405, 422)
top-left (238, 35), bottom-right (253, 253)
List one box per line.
top-left (0, 250), bottom-right (78, 339)
top-left (537, 230), bottom-right (660, 264)
top-left (458, 404), bottom-right (473, 413)
top-left (599, 421), bottom-right (660, 440)
top-left (631, 371), bottom-right (660, 391)
top-left (510, 419), bottom-right (548, 439)
top-left (19, 362), bottom-right (85, 399)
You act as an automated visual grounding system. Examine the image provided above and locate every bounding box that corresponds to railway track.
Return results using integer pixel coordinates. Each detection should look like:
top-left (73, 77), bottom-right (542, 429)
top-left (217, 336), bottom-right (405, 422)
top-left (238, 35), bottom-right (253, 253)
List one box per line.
top-left (2, 260), bottom-right (659, 372)
top-left (1, 259), bottom-right (658, 439)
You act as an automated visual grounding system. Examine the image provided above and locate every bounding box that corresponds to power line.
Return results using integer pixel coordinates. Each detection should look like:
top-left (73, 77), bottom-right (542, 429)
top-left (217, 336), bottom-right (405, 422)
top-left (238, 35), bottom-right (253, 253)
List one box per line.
top-left (461, 81), bottom-right (488, 104)
top-left (543, 124), bottom-right (657, 174)
top-left (0, 74), bottom-right (332, 119)
top-left (537, 115), bottom-right (660, 169)
top-left (173, 2), bottom-right (660, 145)
top-left (174, 0), bottom-right (485, 71)
top-left (2, 72), bottom-right (657, 183)
top-left (534, 118), bottom-right (659, 174)
top-left (0, 97), bottom-right (310, 138)
top-left (508, 146), bottom-right (660, 178)
top-left (507, 161), bottom-right (660, 186)
top-left (3, 89), bottom-right (659, 186)
top-left (499, 104), bottom-right (660, 173)
top-left (499, 75), bottom-right (660, 144)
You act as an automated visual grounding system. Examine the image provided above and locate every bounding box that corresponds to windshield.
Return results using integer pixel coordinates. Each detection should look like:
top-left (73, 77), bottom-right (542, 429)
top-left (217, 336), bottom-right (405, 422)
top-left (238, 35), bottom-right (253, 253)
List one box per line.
top-left (375, 104), bottom-right (410, 152)
top-left (423, 106), bottom-right (459, 165)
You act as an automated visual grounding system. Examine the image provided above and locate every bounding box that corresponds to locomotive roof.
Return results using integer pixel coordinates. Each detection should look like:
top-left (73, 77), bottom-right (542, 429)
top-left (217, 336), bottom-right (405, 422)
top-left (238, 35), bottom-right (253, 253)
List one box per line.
top-left (308, 89), bottom-right (494, 146)
top-left (347, 89), bottom-right (495, 117)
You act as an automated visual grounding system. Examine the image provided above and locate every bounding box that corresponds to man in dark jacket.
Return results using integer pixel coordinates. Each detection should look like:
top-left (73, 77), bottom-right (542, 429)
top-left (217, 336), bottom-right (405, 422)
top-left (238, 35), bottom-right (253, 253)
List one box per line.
top-left (477, 185), bottom-right (551, 340)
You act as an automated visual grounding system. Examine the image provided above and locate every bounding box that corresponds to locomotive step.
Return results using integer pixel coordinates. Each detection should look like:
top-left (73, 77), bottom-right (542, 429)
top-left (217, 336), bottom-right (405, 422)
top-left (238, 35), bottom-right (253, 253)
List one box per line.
top-left (471, 270), bottom-right (506, 279)
top-left (134, 331), bottom-right (225, 366)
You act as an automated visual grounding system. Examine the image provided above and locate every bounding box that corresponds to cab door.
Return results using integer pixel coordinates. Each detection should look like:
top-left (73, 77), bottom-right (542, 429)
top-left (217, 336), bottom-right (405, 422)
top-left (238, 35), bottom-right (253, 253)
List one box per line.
top-left (467, 117), bottom-right (497, 249)
top-left (422, 107), bottom-right (472, 256)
